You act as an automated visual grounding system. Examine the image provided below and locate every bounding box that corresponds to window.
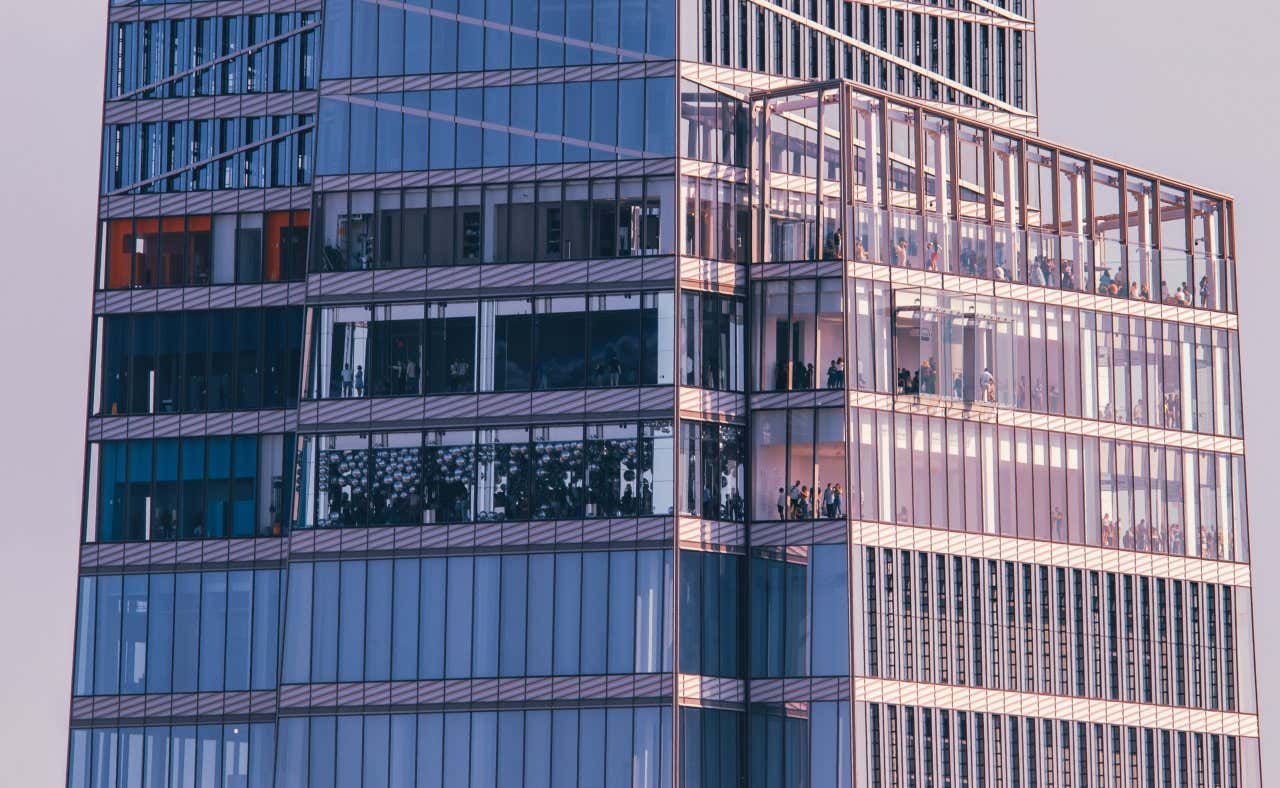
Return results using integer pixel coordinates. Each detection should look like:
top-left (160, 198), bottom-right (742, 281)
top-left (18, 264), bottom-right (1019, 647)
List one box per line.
top-left (680, 421), bottom-right (745, 521)
top-left (304, 293), bottom-right (673, 398)
top-left (72, 569), bottom-right (281, 695)
top-left (295, 423), bottom-right (675, 529)
top-left (102, 115), bottom-right (313, 195)
top-left (751, 408), bottom-right (846, 521)
top-left (756, 278), bottom-right (846, 391)
top-left (86, 434), bottom-right (293, 542)
top-left (107, 12), bottom-right (317, 99)
top-left (679, 551), bottom-right (742, 676)
top-left (314, 179), bottom-right (673, 271)
top-left (751, 543), bottom-right (849, 677)
top-left (281, 553), bottom-right (672, 681)
top-left (99, 211), bottom-right (306, 289)
top-left (681, 290), bottom-right (745, 390)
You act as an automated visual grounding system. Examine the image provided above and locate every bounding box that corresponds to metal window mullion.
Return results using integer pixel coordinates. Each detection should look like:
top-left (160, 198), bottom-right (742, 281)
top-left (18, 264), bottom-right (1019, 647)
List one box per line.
top-left (877, 95), bottom-right (890, 239)
top-left (982, 126), bottom-right (995, 224)
top-left (840, 97), bottom-right (858, 767)
top-left (1117, 168), bottom-right (1129, 264)
top-left (913, 106), bottom-right (926, 220)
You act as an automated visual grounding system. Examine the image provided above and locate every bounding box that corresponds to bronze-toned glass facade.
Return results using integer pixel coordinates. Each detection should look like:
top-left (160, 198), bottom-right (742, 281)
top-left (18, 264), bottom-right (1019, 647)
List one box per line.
top-left (70, 0), bottom-right (1259, 785)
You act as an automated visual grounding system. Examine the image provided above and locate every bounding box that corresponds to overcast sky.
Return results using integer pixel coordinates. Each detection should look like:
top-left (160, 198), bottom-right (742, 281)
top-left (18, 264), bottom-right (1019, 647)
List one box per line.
top-left (0, 0), bottom-right (1276, 782)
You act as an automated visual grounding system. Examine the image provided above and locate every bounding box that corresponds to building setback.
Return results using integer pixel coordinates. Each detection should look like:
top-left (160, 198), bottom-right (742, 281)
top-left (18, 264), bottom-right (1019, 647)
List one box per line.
top-left (69, 0), bottom-right (1261, 785)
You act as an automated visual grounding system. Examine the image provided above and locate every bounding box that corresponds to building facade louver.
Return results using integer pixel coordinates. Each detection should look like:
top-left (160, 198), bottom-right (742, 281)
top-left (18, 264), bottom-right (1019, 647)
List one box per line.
top-left (69, 0), bottom-right (1261, 784)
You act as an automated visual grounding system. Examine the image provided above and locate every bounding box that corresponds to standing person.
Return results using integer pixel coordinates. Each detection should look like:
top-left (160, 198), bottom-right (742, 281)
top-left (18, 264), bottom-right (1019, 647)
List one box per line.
top-left (826, 361), bottom-right (838, 389)
top-left (777, 487), bottom-right (788, 520)
top-left (952, 372), bottom-right (964, 400)
top-left (608, 354), bottom-right (622, 386)
top-left (789, 480), bottom-right (802, 519)
top-left (355, 365), bottom-right (365, 397)
top-left (822, 483), bottom-right (835, 518)
top-left (978, 367), bottom-right (994, 402)
top-left (405, 358), bottom-right (418, 395)
top-left (832, 483), bottom-right (844, 518)
top-left (836, 357), bottom-right (845, 387)
top-left (1199, 274), bottom-right (1211, 307)
top-left (341, 363), bottom-right (353, 397)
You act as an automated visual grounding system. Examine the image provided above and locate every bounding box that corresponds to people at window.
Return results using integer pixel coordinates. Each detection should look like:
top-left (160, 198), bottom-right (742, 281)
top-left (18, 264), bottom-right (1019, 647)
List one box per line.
top-left (978, 367), bottom-right (995, 403)
top-left (822, 483), bottom-right (844, 518)
top-left (882, 285), bottom-right (1243, 437)
top-left (825, 358), bottom-right (847, 389)
top-left (771, 479), bottom-right (846, 521)
top-left (917, 358), bottom-right (936, 394)
top-left (894, 239), bottom-right (908, 266)
top-left (758, 279), bottom-right (845, 392)
top-left (302, 423), bottom-right (675, 528)
top-left (822, 230), bottom-right (843, 260)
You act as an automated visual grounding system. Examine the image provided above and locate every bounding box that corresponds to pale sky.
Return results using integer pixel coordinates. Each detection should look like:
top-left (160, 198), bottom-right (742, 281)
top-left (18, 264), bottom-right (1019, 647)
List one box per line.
top-left (0, 0), bottom-right (1276, 783)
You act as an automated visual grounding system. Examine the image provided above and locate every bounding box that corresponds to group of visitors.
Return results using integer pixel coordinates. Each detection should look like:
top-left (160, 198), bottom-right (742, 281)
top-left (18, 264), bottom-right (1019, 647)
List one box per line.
top-left (1158, 276), bottom-right (1212, 307)
top-left (1100, 513), bottom-right (1188, 555)
top-left (1094, 271), bottom-right (1213, 308)
top-left (775, 480), bottom-right (845, 520)
top-left (339, 364), bottom-right (366, 397)
top-left (777, 358), bottom-right (846, 390)
top-left (824, 358), bottom-right (846, 388)
top-left (898, 361), bottom-right (996, 403)
top-left (1026, 256), bottom-right (1078, 290)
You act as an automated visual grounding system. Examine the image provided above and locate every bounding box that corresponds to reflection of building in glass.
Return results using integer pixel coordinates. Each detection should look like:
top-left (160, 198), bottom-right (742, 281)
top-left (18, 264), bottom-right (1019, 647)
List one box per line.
top-left (69, 0), bottom-right (1259, 784)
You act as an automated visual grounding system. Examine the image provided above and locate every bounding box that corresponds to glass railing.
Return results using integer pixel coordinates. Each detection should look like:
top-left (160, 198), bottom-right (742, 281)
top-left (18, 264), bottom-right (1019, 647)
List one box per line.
top-left (817, 207), bottom-right (1238, 313)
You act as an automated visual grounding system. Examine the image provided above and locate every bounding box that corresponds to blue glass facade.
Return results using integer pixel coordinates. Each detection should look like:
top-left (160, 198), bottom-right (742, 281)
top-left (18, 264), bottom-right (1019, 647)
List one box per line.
top-left (72, 0), bottom-right (1260, 785)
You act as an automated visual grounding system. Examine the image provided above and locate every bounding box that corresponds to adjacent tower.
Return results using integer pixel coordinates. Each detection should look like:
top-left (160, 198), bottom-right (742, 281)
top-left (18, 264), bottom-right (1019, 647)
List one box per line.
top-left (69, 0), bottom-right (1260, 785)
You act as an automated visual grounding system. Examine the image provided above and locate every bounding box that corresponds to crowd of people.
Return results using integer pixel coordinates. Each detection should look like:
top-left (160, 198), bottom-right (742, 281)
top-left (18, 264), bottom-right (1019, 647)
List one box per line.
top-left (775, 358), bottom-right (846, 390)
top-left (897, 361), bottom-right (997, 403)
top-left (1089, 270), bottom-right (1214, 308)
top-left (1100, 513), bottom-right (1187, 555)
top-left (844, 233), bottom-right (1225, 310)
top-left (774, 480), bottom-right (846, 520)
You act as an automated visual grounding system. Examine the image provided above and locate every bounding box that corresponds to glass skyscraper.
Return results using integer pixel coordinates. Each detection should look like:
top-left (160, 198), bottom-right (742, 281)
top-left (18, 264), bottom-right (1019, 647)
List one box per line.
top-left (69, 0), bottom-right (1261, 784)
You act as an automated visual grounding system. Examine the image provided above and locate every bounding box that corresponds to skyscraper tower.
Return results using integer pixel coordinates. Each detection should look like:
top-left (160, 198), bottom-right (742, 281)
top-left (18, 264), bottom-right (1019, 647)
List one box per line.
top-left (69, 0), bottom-right (1259, 785)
